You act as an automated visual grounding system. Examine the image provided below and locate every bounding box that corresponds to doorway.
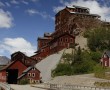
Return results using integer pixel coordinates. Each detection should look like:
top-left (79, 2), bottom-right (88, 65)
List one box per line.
top-left (6, 69), bottom-right (18, 84)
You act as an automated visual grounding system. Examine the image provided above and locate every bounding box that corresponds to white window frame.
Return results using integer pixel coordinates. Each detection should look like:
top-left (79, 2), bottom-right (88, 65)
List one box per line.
top-left (65, 38), bottom-right (68, 42)
top-left (32, 73), bottom-right (35, 77)
top-left (28, 73), bottom-right (31, 77)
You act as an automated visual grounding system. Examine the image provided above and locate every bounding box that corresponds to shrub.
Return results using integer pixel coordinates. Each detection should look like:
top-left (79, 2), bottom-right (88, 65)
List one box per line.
top-left (19, 79), bottom-right (30, 85)
top-left (94, 64), bottom-right (105, 78)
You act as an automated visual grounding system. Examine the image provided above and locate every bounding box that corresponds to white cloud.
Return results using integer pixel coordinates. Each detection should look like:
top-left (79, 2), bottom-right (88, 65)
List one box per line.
top-left (53, 0), bottom-right (110, 21)
top-left (22, 0), bottom-right (28, 5)
top-left (0, 37), bottom-right (36, 56)
top-left (0, 9), bottom-right (13, 28)
top-left (10, 0), bottom-right (19, 4)
top-left (26, 9), bottom-right (54, 20)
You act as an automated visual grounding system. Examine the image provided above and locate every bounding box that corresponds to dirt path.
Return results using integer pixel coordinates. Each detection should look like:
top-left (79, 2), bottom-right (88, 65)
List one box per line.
top-left (10, 84), bottom-right (47, 90)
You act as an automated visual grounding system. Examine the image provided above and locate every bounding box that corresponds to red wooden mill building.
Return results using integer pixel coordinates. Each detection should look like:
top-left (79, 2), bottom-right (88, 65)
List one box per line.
top-left (31, 5), bottom-right (101, 61)
top-left (0, 5), bottom-right (110, 84)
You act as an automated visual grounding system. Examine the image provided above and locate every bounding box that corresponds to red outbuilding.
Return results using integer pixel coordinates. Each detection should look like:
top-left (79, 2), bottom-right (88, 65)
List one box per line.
top-left (17, 66), bottom-right (41, 84)
top-left (100, 51), bottom-right (110, 67)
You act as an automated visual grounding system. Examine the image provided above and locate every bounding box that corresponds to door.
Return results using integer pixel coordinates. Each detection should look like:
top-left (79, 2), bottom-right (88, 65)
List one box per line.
top-left (6, 69), bottom-right (18, 84)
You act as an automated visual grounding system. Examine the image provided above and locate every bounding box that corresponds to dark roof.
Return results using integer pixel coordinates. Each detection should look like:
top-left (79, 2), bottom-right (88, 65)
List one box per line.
top-left (72, 5), bottom-right (89, 10)
top-left (69, 11), bottom-right (100, 17)
top-left (104, 51), bottom-right (110, 57)
top-left (11, 51), bottom-right (26, 57)
top-left (38, 37), bottom-right (51, 40)
top-left (11, 51), bottom-right (37, 63)
top-left (44, 33), bottom-right (52, 37)
top-left (67, 5), bottom-right (89, 10)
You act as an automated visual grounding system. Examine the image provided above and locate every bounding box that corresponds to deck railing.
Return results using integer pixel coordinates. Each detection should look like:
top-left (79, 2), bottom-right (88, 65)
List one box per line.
top-left (45, 83), bottom-right (110, 90)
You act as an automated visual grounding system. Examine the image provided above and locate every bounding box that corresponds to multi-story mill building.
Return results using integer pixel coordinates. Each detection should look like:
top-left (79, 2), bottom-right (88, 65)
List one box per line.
top-left (31, 5), bottom-right (108, 61)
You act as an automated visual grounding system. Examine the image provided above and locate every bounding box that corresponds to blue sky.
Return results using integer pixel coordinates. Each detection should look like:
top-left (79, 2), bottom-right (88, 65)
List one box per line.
top-left (0, 0), bottom-right (110, 58)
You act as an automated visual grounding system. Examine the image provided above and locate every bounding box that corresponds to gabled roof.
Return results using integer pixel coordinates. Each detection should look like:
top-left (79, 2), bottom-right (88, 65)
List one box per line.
top-left (69, 11), bottom-right (100, 17)
top-left (44, 33), bottom-right (52, 37)
top-left (11, 51), bottom-right (37, 63)
top-left (0, 60), bottom-right (27, 71)
top-left (104, 51), bottom-right (110, 57)
top-left (11, 51), bottom-right (26, 57)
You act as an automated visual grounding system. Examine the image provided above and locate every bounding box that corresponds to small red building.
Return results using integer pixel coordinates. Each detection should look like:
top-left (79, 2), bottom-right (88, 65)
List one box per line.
top-left (18, 66), bottom-right (41, 84)
top-left (100, 51), bottom-right (110, 67)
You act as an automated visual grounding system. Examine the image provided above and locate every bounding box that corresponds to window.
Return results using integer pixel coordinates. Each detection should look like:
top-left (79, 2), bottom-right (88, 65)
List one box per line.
top-left (42, 49), bottom-right (45, 52)
top-left (65, 38), bottom-right (68, 42)
top-left (28, 73), bottom-right (31, 77)
top-left (32, 73), bottom-right (35, 77)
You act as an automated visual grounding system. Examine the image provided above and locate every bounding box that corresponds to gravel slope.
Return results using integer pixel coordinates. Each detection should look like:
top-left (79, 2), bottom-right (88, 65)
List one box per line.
top-left (35, 50), bottom-right (64, 82)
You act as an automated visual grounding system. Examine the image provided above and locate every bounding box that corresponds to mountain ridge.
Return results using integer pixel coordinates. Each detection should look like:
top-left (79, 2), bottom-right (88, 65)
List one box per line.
top-left (0, 56), bottom-right (10, 65)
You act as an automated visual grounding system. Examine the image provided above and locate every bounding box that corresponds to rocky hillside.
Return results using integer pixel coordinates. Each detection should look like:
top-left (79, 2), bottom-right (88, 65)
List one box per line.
top-left (0, 56), bottom-right (10, 65)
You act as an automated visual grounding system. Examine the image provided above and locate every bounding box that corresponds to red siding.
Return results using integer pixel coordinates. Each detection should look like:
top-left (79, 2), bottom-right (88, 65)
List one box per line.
top-left (50, 34), bottom-right (75, 54)
top-left (8, 60), bottom-right (27, 76)
top-left (0, 70), bottom-right (6, 82)
top-left (103, 57), bottom-right (109, 67)
top-left (27, 69), bottom-right (40, 80)
top-left (38, 39), bottom-right (51, 49)
top-left (18, 68), bottom-right (40, 83)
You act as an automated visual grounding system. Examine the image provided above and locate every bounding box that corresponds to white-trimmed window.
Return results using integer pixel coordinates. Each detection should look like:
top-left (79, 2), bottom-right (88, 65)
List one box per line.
top-left (32, 73), bottom-right (35, 77)
top-left (28, 73), bottom-right (31, 77)
top-left (65, 38), bottom-right (68, 42)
